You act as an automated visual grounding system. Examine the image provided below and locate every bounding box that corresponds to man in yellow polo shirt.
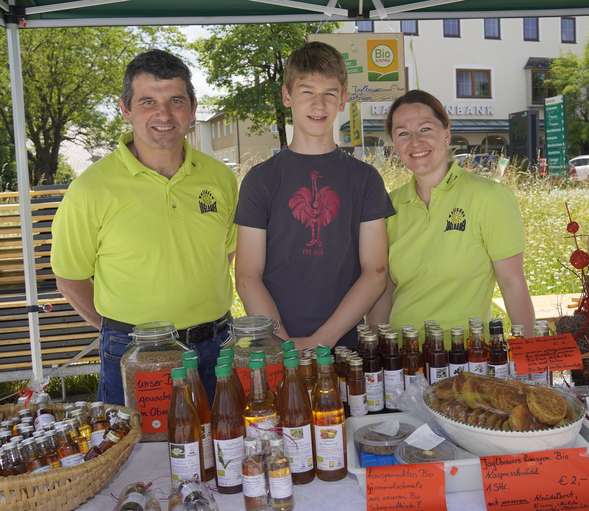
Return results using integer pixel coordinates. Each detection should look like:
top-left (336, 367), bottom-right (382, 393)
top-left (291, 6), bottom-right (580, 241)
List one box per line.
top-left (51, 50), bottom-right (237, 404)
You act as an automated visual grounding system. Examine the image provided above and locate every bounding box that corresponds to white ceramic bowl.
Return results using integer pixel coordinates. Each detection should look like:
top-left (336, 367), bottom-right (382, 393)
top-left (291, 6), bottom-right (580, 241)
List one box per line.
top-left (424, 384), bottom-right (585, 456)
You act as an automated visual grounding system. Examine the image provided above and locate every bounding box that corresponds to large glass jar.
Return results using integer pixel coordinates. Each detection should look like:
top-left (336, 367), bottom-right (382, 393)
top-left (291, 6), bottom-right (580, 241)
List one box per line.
top-left (120, 321), bottom-right (188, 442)
top-left (229, 315), bottom-right (284, 394)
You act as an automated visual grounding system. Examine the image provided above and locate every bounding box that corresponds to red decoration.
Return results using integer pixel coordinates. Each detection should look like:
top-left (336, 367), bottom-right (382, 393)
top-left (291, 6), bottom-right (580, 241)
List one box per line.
top-left (567, 221), bottom-right (580, 234)
top-left (571, 249), bottom-right (589, 270)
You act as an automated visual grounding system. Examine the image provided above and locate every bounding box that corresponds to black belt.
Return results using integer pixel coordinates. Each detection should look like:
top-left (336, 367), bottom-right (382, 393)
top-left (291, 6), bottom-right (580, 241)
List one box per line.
top-left (101, 312), bottom-right (231, 345)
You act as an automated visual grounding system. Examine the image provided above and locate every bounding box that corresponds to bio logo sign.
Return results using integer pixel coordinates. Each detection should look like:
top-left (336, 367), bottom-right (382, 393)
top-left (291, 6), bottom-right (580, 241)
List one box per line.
top-left (367, 39), bottom-right (399, 82)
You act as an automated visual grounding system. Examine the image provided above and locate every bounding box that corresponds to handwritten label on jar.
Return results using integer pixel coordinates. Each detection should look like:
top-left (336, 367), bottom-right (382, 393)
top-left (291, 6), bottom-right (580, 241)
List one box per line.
top-left (134, 370), bottom-right (173, 434)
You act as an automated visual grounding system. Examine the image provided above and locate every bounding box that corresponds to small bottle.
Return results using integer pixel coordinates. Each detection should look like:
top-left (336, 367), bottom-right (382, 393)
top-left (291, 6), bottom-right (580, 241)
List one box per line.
top-left (4, 442), bottom-right (26, 474)
top-left (35, 434), bottom-right (61, 469)
top-left (268, 437), bottom-right (294, 511)
top-left (312, 354), bottom-right (347, 482)
top-left (65, 419), bottom-right (89, 455)
top-left (55, 422), bottom-right (84, 467)
top-left (362, 335), bottom-right (384, 413)
top-left (449, 327), bottom-right (469, 376)
top-left (376, 323), bottom-right (392, 354)
top-left (383, 332), bottom-right (403, 410)
top-left (0, 430), bottom-right (11, 446)
top-left (168, 478), bottom-right (219, 511)
top-left (168, 366), bottom-right (204, 487)
top-left (508, 324), bottom-right (529, 381)
top-left (33, 392), bottom-right (55, 430)
top-left (183, 352), bottom-right (215, 482)
top-left (347, 357), bottom-right (368, 417)
top-left (530, 321), bottom-right (551, 384)
top-left (298, 357), bottom-right (316, 405)
top-left (20, 437), bottom-right (51, 474)
top-left (488, 319), bottom-right (509, 379)
top-left (428, 328), bottom-right (450, 384)
top-left (422, 320), bottom-right (436, 380)
top-left (115, 482), bottom-right (161, 511)
top-left (19, 424), bottom-right (34, 439)
top-left (402, 329), bottom-right (424, 388)
top-left (62, 403), bottom-right (75, 420)
top-left (277, 354), bottom-right (315, 485)
top-left (243, 355), bottom-right (278, 439)
top-left (334, 347), bottom-right (350, 417)
top-left (84, 430), bottom-right (121, 461)
top-left (242, 437), bottom-right (268, 511)
top-left (89, 402), bottom-right (109, 448)
top-left (212, 364), bottom-right (245, 494)
top-left (111, 410), bottom-right (132, 438)
top-left (467, 324), bottom-right (488, 375)
top-left (71, 408), bottom-right (93, 443)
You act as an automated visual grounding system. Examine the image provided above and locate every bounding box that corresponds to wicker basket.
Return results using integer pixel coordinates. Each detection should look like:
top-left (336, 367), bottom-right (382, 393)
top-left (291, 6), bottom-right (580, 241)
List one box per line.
top-left (0, 403), bottom-right (141, 511)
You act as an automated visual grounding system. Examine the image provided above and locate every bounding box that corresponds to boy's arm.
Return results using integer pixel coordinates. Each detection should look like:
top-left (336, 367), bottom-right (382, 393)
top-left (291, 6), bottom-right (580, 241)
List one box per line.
top-left (366, 275), bottom-right (395, 328)
top-left (235, 225), bottom-right (290, 339)
top-left (293, 218), bottom-right (388, 349)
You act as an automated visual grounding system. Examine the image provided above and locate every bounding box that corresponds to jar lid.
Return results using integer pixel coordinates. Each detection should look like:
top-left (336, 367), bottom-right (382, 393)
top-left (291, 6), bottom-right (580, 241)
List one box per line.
top-left (354, 422), bottom-right (415, 455)
top-left (231, 315), bottom-right (274, 335)
top-left (132, 321), bottom-right (178, 340)
top-left (394, 440), bottom-right (457, 464)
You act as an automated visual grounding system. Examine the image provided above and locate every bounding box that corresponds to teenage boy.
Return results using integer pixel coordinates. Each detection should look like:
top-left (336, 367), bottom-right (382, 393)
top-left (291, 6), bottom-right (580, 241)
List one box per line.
top-left (235, 42), bottom-right (394, 349)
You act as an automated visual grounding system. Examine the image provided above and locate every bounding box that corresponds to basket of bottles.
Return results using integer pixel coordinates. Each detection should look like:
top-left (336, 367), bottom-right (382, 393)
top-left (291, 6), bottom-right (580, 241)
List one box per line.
top-left (0, 399), bottom-right (141, 511)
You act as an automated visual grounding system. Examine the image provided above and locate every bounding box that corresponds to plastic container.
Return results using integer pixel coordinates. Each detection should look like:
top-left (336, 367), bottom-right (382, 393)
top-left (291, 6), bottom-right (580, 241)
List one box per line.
top-left (229, 315), bottom-right (284, 393)
top-left (121, 321), bottom-right (189, 441)
top-left (353, 421), bottom-right (415, 455)
top-left (394, 439), bottom-right (457, 464)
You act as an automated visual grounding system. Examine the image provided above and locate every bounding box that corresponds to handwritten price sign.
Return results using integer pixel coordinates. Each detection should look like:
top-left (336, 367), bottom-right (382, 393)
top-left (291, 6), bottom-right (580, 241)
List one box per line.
top-left (480, 448), bottom-right (589, 511)
top-left (366, 463), bottom-right (447, 511)
top-left (509, 334), bottom-right (582, 375)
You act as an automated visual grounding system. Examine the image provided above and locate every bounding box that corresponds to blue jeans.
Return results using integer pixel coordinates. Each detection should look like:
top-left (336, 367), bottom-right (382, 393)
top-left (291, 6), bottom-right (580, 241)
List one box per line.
top-left (97, 324), bottom-right (230, 406)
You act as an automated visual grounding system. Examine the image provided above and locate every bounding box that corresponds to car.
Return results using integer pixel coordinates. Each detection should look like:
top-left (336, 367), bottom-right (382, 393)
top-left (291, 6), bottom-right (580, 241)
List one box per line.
top-left (568, 155), bottom-right (589, 181)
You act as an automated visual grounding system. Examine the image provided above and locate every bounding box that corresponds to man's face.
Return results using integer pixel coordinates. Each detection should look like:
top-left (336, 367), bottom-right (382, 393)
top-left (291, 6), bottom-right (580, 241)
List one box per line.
top-left (120, 72), bottom-right (196, 153)
top-left (282, 73), bottom-right (347, 141)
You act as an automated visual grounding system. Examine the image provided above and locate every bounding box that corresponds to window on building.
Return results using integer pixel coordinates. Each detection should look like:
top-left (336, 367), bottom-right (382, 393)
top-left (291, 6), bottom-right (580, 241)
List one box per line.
top-left (450, 136), bottom-right (469, 153)
top-left (523, 17), bottom-right (539, 41)
top-left (481, 136), bottom-right (507, 154)
top-left (561, 17), bottom-right (576, 43)
top-left (401, 20), bottom-right (418, 35)
top-left (531, 70), bottom-right (555, 105)
top-left (443, 19), bottom-right (460, 38)
top-left (355, 20), bottom-right (374, 32)
top-left (456, 69), bottom-right (492, 98)
top-left (225, 121), bottom-right (231, 136)
top-left (484, 18), bottom-right (501, 39)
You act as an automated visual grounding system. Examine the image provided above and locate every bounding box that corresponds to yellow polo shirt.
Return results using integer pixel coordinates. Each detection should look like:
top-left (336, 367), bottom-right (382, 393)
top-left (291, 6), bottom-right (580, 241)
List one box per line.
top-left (51, 133), bottom-right (237, 329)
top-left (387, 163), bottom-right (524, 344)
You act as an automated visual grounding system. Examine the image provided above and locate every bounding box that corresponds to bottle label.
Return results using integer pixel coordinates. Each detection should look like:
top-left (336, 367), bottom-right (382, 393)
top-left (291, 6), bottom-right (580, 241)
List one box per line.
top-left (314, 424), bottom-right (345, 471)
top-left (269, 473), bottom-right (293, 499)
top-left (429, 366), bottom-right (449, 384)
top-left (282, 424), bottom-right (313, 473)
top-left (365, 370), bottom-right (384, 412)
top-left (488, 363), bottom-right (509, 379)
top-left (169, 441), bottom-right (201, 485)
top-left (243, 473), bottom-right (267, 498)
top-left (90, 429), bottom-right (106, 448)
top-left (509, 361), bottom-right (529, 381)
top-left (60, 453), bottom-right (84, 467)
top-left (348, 393), bottom-right (368, 416)
top-left (121, 492), bottom-right (146, 507)
top-left (338, 377), bottom-right (348, 403)
top-left (32, 465), bottom-right (51, 474)
top-left (134, 369), bottom-right (173, 434)
top-left (214, 436), bottom-right (244, 488)
top-left (449, 363), bottom-right (468, 377)
top-left (468, 361), bottom-right (488, 375)
top-left (202, 422), bottom-right (214, 470)
top-left (34, 413), bottom-right (55, 430)
top-left (384, 369), bottom-right (404, 409)
top-left (245, 415), bottom-right (278, 439)
top-left (404, 373), bottom-right (421, 388)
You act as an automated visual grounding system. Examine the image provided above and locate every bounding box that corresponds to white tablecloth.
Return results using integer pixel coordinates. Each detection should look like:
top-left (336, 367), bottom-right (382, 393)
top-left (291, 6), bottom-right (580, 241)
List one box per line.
top-left (78, 442), bottom-right (487, 510)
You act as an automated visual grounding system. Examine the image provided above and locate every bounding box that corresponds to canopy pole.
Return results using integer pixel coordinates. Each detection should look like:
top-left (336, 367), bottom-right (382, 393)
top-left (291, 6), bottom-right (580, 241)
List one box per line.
top-left (6, 18), bottom-right (44, 385)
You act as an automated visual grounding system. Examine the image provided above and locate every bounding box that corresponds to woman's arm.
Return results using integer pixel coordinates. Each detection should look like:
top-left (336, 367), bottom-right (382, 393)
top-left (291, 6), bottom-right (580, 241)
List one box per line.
top-left (366, 275), bottom-right (395, 328)
top-left (493, 253), bottom-right (535, 336)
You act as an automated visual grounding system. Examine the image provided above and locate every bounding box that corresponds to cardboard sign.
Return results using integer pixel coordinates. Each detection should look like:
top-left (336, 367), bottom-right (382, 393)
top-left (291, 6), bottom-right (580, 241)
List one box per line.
top-left (480, 448), bottom-right (589, 511)
top-left (366, 463), bottom-right (447, 511)
top-left (134, 369), bottom-right (172, 434)
top-left (509, 334), bottom-right (582, 374)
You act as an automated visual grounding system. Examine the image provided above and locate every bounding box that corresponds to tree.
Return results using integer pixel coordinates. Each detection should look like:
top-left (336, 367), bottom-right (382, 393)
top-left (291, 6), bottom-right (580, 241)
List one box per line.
top-left (193, 23), bottom-right (338, 149)
top-left (549, 44), bottom-right (589, 155)
top-left (0, 26), bottom-right (189, 185)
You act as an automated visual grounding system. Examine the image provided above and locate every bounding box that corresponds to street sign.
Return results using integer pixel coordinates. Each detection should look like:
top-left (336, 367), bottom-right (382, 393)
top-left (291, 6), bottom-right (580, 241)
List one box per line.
top-left (544, 95), bottom-right (567, 176)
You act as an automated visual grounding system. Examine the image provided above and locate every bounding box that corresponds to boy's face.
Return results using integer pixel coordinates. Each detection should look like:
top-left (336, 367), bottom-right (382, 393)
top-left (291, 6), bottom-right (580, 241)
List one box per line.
top-left (282, 73), bottom-right (347, 141)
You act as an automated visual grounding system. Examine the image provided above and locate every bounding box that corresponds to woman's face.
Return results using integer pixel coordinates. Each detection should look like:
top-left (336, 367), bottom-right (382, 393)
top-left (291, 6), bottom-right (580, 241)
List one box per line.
top-left (390, 102), bottom-right (450, 179)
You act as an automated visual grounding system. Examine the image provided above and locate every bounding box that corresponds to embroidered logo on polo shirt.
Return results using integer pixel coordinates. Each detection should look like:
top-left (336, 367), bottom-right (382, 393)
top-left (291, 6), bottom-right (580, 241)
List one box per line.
top-left (444, 208), bottom-right (466, 232)
top-left (198, 190), bottom-right (217, 213)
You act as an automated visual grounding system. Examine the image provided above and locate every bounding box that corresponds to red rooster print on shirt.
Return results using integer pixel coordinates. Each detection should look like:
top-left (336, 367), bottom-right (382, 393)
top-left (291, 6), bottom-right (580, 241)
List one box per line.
top-left (288, 170), bottom-right (340, 248)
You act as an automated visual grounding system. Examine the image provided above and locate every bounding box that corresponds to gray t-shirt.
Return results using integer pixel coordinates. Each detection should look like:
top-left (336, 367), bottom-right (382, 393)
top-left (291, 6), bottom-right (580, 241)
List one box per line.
top-left (235, 147), bottom-right (394, 347)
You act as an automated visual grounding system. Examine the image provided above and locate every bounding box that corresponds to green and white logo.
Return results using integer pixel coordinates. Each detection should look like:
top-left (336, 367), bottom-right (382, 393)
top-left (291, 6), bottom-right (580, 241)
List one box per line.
top-left (371, 45), bottom-right (394, 68)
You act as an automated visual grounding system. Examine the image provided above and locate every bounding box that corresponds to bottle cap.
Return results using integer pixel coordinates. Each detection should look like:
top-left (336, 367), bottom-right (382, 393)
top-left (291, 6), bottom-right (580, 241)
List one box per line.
top-left (284, 357), bottom-right (299, 369)
top-left (216, 354), bottom-right (233, 366)
top-left (489, 319), bottom-right (504, 335)
top-left (117, 410), bottom-right (131, 420)
top-left (248, 358), bottom-right (265, 370)
top-left (171, 367), bottom-right (187, 380)
top-left (183, 350), bottom-right (198, 361)
top-left (215, 364), bottom-right (232, 378)
top-left (281, 340), bottom-right (295, 352)
top-left (249, 351), bottom-right (266, 361)
top-left (317, 355), bottom-right (334, 366)
top-left (283, 349), bottom-right (299, 360)
top-left (315, 345), bottom-right (331, 356)
top-left (90, 401), bottom-right (104, 408)
top-left (219, 346), bottom-right (234, 358)
top-left (184, 356), bottom-right (199, 369)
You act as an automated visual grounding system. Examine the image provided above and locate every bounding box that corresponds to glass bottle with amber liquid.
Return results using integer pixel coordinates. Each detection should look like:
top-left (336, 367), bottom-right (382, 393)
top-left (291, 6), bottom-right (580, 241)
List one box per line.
top-left (382, 332), bottom-right (403, 410)
top-left (219, 347), bottom-right (246, 408)
top-left (422, 320), bottom-right (437, 380)
top-left (277, 354), bottom-right (315, 485)
top-left (334, 347), bottom-right (350, 417)
top-left (428, 328), bottom-right (449, 384)
top-left (376, 323), bottom-right (392, 354)
top-left (347, 357), bottom-right (368, 417)
top-left (268, 437), bottom-right (294, 511)
top-left (71, 409), bottom-right (92, 446)
top-left (362, 335), bottom-right (384, 413)
top-left (312, 354), bottom-right (346, 481)
top-left (449, 327), bottom-right (468, 376)
top-left (488, 319), bottom-right (509, 379)
top-left (89, 402), bottom-right (109, 449)
top-left (21, 437), bottom-right (51, 474)
top-left (168, 367), bottom-right (204, 487)
top-left (402, 329), bottom-right (424, 388)
top-left (467, 324), bottom-right (488, 375)
top-left (244, 355), bottom-right (278, 439)
top-left (35, 434), bottom-right (60, 469)
top-left (242, 437), bottom-right (268, 511)
top-left (55, 422), bottom-right (84, 467)
top-left (212, 363), bottom-right (245, 494)
top-left (183, 351), bottom-right (215, 482)
top-left (84, 430), bottom-right (121, 461)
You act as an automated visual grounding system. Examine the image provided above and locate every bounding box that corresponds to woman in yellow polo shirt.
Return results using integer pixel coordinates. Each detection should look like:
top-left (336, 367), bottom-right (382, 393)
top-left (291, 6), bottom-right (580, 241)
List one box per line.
top-left (368, 90), bottom-right (535, 340)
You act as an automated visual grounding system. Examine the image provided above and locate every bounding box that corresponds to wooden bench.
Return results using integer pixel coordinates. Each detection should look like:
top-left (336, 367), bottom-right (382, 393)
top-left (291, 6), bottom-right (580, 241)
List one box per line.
top-left (0, 189), bottom-right (99, 381)
top-left (492, 293), bottom-right (581, 326)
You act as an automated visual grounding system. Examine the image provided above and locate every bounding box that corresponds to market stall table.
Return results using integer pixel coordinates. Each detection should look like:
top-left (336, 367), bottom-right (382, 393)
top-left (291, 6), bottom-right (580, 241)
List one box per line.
top-left (78, 442), bottom-right (487, 510)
